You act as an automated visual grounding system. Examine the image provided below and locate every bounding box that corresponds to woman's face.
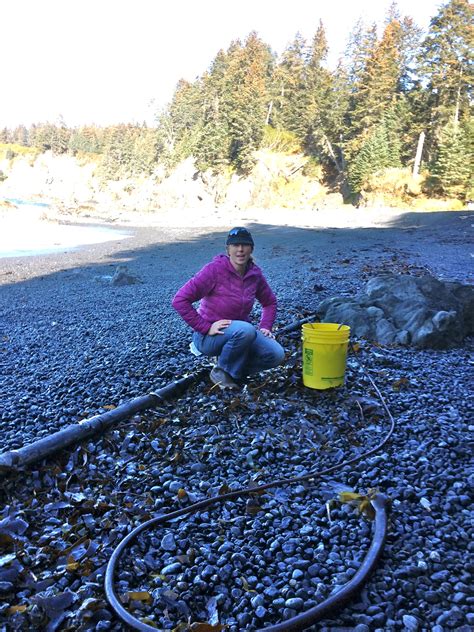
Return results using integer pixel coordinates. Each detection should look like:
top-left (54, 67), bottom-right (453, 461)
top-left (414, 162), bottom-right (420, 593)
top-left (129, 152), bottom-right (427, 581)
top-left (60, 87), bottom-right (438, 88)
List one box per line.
top-left (227, 243), bottom-right (253, 270)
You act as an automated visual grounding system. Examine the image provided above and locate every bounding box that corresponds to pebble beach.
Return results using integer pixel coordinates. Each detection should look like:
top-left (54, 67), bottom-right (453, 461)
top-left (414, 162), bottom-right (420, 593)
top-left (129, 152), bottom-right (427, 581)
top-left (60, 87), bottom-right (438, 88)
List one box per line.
top-left (0, 206), bottom-right (473, 630)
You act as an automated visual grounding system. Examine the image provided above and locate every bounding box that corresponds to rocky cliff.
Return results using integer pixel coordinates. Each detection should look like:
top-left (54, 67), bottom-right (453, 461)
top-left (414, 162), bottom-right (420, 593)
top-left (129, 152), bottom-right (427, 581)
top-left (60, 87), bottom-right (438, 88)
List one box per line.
top-left (0, 150), bottom-right (343, 216)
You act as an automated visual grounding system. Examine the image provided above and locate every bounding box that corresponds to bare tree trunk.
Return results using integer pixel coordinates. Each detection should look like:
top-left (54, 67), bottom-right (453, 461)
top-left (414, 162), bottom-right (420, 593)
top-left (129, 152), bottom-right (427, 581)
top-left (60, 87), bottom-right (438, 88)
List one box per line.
top-left (339, 135), bottom-right (347, 171)
top-left (322, 134), bottom-right (342, 174)
top-left (413, 131), bottom-right (425, 177)
top-left (454, 88), bottom-right (461, 125)
top-left (454, 68), bottom-right (463, 124)
top-left (265, 100), bottom-right (273, 125)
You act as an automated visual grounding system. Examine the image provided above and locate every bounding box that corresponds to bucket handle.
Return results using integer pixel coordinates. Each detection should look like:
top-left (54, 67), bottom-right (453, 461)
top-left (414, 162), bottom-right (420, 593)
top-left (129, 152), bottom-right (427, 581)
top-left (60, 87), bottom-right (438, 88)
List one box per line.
top-left (304, 322), bottom-right (348, 332)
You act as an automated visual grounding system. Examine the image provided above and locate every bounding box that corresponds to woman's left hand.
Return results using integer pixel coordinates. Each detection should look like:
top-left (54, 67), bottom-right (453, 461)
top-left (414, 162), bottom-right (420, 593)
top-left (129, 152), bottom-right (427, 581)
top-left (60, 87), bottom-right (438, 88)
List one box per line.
top-left (260, 328), bottom-right (275, 339)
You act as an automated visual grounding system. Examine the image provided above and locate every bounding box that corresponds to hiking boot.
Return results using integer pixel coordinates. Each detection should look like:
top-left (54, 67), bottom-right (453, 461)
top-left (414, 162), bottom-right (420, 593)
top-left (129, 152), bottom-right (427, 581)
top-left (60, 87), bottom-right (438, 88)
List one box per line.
top-left (210, 367), bottom-right (239, 390)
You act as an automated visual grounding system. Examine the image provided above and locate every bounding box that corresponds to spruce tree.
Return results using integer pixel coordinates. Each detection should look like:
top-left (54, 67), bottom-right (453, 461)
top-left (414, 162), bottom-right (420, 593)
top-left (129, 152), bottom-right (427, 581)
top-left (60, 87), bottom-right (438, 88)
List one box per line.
top-left (50, 116), bottom-right (70, 155)
top-left (99, 125), bottom-right (136, 180)
top-left (390, 14), bottom-right (425, 165)
top-left (223, 32), bottom-right (273, 172)
top-left (323, 62), bottom-right (351, 173)
top-left (194, 97), bottom-right (229, 171)
top-left (383, 105), bottom-right (403, 168)
top-left (419, 0), bottom-right (473, 137)
top-left (305, 21), bottom-right (334, 160)
top-left (0, 128), bottom-right (8, 143)
top-left (348, 116), bottom-right (401, 194)
top-left (28, 124), bottom-right (38, 148)
top-left (158, 79), bottom-right (203, 164)
top-left (31, 123), bottom-right (56, 152)
top-left (431, 118), bottom-right (472, 197)
top-left (349, 20), bottom-right (402, 146)
top-left (68, 126), bottom-right (104, 157)
top-left (12, 125), bottom-right (28, 147)
top-left (273, 33), bottom-right (309, 139)
top-left (194, 49), bottom-right (231, 170)
top-left (130, 127), bottom-right (159, 175)
top-left (396, 16), bottom-right (423, 92)
top-left (344, 21), bottom-right (379, 155)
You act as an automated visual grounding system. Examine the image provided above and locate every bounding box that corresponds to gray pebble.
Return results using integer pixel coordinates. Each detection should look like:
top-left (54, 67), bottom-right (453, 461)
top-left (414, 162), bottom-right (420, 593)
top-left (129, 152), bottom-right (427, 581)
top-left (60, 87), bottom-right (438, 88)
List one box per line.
top-left (255, 605), bottom-right (267, 618)
top-left (285, 597), bottom-right (304, 611)
top-left (160, 533), bottom-right (176, 552)
top-left (402, 614), bottom-right (420, 632)
top-left (160, 562), bottom-right (182, 575)
top-left (251, 594), bottom-right (265, 609)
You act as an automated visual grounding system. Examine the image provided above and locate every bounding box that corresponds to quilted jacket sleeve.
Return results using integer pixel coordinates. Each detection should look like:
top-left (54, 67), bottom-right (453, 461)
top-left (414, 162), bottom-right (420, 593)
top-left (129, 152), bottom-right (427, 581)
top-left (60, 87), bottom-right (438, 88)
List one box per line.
top-left (256, 275), bottom-right (277, 331)
top-left (172, 263), bottom-right (217, 334)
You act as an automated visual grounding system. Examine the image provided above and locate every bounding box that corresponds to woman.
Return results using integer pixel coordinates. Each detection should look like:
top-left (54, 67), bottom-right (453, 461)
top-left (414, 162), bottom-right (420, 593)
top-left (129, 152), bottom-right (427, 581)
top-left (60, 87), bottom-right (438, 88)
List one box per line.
top-left (172, 227), bottom-right (285, 389)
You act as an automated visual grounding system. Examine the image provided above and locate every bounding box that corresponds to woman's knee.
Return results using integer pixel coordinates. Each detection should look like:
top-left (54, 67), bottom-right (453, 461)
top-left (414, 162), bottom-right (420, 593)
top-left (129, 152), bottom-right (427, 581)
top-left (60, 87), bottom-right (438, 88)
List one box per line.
top-left (268, 342), bottom-right (285, 367)
top-left (257, 339), bottom-right (285, 369)
top-left (274, 343), bottom-right (285, 365)
top-left (230, 320), bottom-right (257, 343)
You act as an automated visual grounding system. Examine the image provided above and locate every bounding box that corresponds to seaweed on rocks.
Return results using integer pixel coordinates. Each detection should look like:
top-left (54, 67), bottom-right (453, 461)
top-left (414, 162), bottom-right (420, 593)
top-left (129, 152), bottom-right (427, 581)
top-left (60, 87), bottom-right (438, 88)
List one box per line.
top-left (0, 335), bottom-right (472, 630)
top-left (1, 228), bottom-right (473, 629)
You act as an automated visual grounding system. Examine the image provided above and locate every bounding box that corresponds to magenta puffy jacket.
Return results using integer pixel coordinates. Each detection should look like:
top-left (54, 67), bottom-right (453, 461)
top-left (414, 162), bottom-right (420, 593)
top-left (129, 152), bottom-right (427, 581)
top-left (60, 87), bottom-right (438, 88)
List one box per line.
top-left (172, 254), bottom-right (277, 335)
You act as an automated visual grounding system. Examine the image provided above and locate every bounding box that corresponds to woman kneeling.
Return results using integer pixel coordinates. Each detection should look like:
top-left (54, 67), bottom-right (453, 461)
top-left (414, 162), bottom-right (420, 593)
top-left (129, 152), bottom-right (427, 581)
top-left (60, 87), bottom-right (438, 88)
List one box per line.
top-left (172, 227), bottom-right (285, 389)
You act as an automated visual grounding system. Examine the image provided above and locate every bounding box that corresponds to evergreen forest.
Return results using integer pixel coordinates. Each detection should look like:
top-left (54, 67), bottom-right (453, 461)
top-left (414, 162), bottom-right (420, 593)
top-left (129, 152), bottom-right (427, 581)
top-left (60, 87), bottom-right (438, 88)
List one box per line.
top-left (1, 0), bottom-right (472, 202)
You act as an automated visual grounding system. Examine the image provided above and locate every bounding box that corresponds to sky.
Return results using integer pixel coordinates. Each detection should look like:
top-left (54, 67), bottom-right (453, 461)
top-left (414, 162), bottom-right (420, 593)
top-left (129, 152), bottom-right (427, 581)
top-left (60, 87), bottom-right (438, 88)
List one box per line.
top-left (2, 0), bottom-right (448, 129)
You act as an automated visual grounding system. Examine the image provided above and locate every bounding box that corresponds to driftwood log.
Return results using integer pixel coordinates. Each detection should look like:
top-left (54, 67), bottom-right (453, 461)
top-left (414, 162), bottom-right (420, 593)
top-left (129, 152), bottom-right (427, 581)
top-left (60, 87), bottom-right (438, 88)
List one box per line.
top-left (0, 371), bottom-right (207, 473)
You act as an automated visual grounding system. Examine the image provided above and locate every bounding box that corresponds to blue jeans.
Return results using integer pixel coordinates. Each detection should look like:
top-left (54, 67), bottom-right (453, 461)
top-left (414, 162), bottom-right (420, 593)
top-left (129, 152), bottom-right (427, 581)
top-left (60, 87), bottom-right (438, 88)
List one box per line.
top-left (192, 320), bottom-right (285, 380)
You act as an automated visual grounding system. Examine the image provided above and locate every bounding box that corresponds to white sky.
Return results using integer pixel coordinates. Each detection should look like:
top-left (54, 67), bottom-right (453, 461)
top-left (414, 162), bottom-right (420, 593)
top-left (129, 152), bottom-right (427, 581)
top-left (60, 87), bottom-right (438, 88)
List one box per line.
top-left (2, 0), bottom-right (446, 129)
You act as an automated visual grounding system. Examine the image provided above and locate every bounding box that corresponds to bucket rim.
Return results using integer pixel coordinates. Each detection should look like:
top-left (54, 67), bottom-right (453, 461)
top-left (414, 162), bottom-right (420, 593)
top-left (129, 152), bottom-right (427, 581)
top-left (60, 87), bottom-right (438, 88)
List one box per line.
top-left (302, 322), bottom-right (350, 332)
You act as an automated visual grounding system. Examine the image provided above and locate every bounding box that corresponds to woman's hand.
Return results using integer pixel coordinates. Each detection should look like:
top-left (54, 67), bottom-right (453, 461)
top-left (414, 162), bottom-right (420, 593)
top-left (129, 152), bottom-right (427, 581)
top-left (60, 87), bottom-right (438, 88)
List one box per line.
top-left (208, 319), bottom-right (232, 335)
top-left (260, 328), bottom-right (275, 339)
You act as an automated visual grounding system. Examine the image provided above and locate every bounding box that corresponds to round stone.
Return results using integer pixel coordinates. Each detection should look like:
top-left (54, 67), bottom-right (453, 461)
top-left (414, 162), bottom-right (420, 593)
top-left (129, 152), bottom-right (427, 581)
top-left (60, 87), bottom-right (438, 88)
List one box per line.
top-left (284, 597), bottom-right (304, 611)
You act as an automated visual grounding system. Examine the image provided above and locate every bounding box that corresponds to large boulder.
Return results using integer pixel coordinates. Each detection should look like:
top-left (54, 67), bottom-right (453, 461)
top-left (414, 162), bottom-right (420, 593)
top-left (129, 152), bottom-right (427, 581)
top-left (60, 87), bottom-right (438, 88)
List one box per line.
top-left (317, 274), bottom-right (474, 348)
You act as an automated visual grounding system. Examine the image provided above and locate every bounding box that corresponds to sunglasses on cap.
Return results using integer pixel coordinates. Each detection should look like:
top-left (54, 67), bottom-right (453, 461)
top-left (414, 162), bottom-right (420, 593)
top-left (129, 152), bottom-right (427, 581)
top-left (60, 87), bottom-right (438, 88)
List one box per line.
top-left (228, 227), bottom-right (251, 236)
top-left (226, 227), bottom-right (254, 247)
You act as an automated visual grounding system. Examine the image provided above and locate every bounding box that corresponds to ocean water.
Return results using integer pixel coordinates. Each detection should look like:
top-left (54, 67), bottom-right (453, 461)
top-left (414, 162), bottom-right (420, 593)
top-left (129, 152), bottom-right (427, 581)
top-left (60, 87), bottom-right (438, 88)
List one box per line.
top-left (0, 200), bottom-right (130, 257)
top-left (4, 197), bottom-right (50, 208)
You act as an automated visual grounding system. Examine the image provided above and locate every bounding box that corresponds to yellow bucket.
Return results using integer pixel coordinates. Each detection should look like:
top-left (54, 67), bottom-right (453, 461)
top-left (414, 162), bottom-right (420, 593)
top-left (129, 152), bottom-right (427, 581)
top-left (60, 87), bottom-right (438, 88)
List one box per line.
top-left (302, 323), bottom-right (350, 389)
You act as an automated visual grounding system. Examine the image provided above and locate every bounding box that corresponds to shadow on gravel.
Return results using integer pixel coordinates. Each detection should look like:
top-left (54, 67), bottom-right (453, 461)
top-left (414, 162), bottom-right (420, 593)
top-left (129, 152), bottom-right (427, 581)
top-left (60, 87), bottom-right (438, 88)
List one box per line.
top-left (1, 211), bottom-right (471, 449)
top-left (1, 212), bottom-right (473, 631)
top-left (0, 210), bottom-right (472, 292)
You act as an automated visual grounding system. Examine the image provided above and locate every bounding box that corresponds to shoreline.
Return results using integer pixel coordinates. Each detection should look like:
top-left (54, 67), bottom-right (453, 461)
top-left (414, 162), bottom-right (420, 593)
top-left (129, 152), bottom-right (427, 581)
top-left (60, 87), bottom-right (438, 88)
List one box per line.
top-left (0, 204), bottom-right (411, 260)
top-left (0, 205), bottom-right (472, 287)
top-left (42, 204), bottom-right (462, 230)
top-left (2, 198), bottom-right (468, 231)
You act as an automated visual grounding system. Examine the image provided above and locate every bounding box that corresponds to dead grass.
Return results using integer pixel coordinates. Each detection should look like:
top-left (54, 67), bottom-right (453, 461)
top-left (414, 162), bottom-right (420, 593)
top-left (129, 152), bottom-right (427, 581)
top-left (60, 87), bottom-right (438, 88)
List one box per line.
top-left (361, 168), bottom-right (465, 211)
top-left (0, 143), bottom-right (40, 161)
